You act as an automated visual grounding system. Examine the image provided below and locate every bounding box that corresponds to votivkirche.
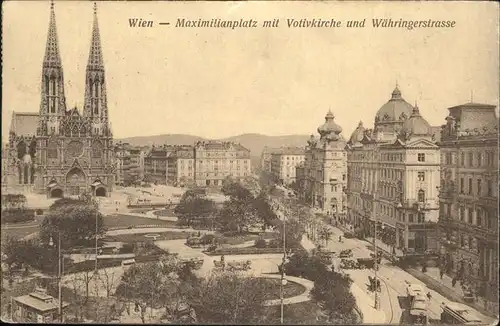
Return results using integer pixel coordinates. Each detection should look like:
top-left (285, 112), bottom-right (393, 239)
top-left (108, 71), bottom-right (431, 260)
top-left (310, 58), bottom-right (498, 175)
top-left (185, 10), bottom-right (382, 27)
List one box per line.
top-left (5, 2), bottom-right (114, 198)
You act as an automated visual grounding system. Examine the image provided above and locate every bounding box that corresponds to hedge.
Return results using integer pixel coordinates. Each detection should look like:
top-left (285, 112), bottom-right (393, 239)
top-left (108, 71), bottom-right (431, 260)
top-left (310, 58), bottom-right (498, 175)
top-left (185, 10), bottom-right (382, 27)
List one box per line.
top-left (0, 209), bottom-right (35, 224)
top-left (204, 247), bottom-right (284, 256)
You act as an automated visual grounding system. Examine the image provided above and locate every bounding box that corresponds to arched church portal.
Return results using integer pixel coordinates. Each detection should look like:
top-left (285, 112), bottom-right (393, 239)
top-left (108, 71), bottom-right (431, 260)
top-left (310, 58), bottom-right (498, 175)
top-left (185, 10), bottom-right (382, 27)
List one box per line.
top-left (66, 167), bottom-right (86, 196)
top-left (50, 188), bottom-right (64, 198)
top-left (95, 187), bottom-right (106, 197)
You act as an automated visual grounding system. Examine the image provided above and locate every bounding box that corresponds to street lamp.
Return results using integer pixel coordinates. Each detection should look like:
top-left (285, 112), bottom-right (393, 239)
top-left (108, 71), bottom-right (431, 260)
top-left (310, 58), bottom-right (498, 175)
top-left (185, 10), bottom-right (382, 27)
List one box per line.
top-left (49, 234), bottom-right (63, 323)
top-left (374, 220), bottom-right (380, 310)
top-left (280, 206), bottom-right (287, 325)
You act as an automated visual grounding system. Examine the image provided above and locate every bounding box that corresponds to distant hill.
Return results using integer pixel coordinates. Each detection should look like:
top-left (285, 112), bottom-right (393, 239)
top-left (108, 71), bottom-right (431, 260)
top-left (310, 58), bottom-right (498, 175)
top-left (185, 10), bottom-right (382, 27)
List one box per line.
top-left (117, 133), bottom-right (310, 156)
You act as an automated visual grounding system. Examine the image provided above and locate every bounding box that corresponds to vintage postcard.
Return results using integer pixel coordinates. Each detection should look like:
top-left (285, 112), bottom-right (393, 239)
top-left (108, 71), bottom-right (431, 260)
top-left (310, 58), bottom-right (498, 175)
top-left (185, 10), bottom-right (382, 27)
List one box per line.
top-left (1, 0), bottom-right (498, 324)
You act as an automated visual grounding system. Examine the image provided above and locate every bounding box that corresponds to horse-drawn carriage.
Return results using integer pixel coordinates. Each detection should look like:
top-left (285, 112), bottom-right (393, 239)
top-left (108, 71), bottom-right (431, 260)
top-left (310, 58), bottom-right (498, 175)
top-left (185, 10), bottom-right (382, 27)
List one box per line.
top-left (227, 260), bottom-right (252, 272)
top-left (340, 258), bottom-right (360, 270)
top-left (368, 275), bottom-right (381, 292)
top-left (357, 257), bottom-right (378, 270)
top-left (339, 249), bottom-right (353, 258)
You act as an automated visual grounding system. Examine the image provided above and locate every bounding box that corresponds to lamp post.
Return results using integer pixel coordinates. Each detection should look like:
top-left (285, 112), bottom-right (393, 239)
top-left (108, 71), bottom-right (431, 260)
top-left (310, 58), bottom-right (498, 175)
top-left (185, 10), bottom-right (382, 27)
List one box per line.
top-left (49, 234), bottom-right (63, 323)
top-left (94, 202), bottom-right (99, 273)
top-left (280, 206), bottom-right (287, 325)
top-left (374, 220), bottom-right (380, 310)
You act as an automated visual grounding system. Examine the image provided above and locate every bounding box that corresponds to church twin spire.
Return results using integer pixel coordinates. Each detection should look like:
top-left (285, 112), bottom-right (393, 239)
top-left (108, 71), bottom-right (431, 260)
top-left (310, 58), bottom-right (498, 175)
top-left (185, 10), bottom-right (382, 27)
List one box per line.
top-left (39, 1), bottom-right (108, 135)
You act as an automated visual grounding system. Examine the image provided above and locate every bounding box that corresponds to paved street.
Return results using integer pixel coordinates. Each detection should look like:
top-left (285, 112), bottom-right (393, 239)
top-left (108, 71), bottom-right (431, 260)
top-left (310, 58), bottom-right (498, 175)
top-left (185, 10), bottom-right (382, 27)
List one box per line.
top-left (322, 224), bottom-right (495, 325)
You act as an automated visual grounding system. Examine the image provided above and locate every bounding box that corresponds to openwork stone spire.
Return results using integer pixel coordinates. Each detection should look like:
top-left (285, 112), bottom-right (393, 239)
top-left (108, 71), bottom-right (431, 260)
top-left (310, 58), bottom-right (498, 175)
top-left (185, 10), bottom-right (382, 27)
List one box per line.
top-left (43, 0), bottom-right (62, 69)
top-left (83, 2), bottom-right (109, 136)
top-left (87, 2), bottom-right (104, 71)
top-left (37, 0), bottom-right (67, 132)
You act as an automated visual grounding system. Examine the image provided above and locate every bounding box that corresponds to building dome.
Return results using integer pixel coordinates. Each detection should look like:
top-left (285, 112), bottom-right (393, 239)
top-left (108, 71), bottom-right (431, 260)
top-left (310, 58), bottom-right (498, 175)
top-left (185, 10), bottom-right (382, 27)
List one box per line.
top-left (374, 86), bottom-right (414, 125)
top-left (349, 121), bottom-right (365, 144)
top-left (318, 110), bottom-right (342, 138)
top-left (22, 153), bottom-right (32, 164)
top-left (400, 104), bottom-right (432, 136)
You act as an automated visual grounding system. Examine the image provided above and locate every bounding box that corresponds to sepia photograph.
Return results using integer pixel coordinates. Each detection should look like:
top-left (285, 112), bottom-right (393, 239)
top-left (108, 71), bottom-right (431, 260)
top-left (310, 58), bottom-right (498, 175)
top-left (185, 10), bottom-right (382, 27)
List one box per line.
top-left (1, 0), bottom-right (499, 324)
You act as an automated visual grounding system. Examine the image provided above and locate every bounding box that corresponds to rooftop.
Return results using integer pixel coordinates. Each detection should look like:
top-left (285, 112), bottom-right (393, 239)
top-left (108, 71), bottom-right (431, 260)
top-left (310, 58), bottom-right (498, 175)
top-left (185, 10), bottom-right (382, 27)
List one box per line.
top-left (14, 291), bottom-right (69, 312)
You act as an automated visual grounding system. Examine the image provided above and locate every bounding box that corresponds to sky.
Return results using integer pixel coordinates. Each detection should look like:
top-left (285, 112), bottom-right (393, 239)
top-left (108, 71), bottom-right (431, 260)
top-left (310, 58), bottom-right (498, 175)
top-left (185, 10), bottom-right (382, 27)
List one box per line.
top-left (2, 0), bottom-right (499, 140)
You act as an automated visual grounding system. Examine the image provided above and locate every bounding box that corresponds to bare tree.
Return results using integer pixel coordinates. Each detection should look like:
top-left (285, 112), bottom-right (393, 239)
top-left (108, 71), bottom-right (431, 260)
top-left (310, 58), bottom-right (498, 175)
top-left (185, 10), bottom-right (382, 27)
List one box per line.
top-left (66, 273), bottom-right (87, 321)
top-left (97, 267), bottom-right (119, 299)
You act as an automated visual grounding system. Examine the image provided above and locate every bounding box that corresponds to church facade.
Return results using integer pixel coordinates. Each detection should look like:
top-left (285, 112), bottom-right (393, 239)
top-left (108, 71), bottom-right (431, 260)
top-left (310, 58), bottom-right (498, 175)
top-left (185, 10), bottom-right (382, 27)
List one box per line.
top-left (5, 2), bottom-right (114, 198)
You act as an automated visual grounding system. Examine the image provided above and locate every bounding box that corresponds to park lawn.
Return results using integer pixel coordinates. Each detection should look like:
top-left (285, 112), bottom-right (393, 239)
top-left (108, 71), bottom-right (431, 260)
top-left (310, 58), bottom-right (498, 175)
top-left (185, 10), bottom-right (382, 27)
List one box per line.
top-left (128, 208), bottom-right (154, 214)
top-left (263, 301), bottom-right (328, 325)
top-left (104, 231), bottom-right (189, 243)
top-left (103, 214), bottom-right (179, 229)
top-left (215, 232), bottom-right (278, 245)
top-left (1, 226), bottom-right (39, 242)
top-left (257, 278), bottom-right (306, 300)
top-left (152, 208), bottom-right (177, 217)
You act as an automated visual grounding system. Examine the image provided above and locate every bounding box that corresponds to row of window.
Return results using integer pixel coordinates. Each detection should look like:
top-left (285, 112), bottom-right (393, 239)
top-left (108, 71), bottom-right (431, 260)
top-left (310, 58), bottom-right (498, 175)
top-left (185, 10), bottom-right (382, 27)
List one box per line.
top-left (459, 177), bottom-right (494, 197)
top-left (443, 151), bottom-right (496, 167)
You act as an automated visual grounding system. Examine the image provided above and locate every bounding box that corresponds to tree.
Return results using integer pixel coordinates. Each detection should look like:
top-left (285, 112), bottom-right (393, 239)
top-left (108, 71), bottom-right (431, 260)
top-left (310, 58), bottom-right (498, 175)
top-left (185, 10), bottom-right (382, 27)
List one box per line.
top-left (217, 198), bottom-right (259, 233)
top-left (115, 254), bottom-right (195, 324)
top-left (310, 270), bottom-right (357, 324)
top-left (275, 218), bottom-right (305, 250)
top-left (188, 273), bottom-right (269, 324)
top-left (318, 226), bottom-right (333, 247)
top-left (253, 191), bottom-right (278, 228)
top-left (174, 192), bottom-right (217, 228)
top-left (39, 202), bottom-right (105, 248)
top-left (1, 194), bottom-right (27, 210)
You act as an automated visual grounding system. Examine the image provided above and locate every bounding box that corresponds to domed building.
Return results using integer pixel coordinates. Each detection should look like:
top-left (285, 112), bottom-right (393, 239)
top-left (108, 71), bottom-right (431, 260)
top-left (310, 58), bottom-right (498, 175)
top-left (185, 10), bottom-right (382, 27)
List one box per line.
top-left (296, 110), bottom-right (347, 216)
top-left (345, 86), bottom-right (441, 256)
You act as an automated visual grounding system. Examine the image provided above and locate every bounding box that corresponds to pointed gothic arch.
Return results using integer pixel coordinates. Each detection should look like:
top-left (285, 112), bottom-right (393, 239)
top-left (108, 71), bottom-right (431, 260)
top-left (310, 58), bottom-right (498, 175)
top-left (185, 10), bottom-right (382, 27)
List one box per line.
top-left (92, 140), bottom-right (103, 158)
top-left (66, 167), bottom-right (86, 196)
top-left (47, 139), bottom-right (58, 158)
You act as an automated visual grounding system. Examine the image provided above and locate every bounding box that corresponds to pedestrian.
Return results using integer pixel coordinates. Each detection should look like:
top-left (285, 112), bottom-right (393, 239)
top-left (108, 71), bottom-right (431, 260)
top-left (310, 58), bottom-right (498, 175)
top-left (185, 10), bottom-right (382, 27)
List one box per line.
top-left (440, 269), bottom-right (444, 279)
top-left (427, 291), bottom-right (432, 300)
top-left (339, 235), bottom-right (342, 242)
top-left (452, 277), bottom-right (457, 288)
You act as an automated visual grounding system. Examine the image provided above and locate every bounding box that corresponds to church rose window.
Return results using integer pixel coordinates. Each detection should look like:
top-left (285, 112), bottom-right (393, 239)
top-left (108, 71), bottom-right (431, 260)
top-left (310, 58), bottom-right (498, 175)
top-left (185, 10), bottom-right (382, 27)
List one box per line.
top-left (66, 141), bottom-right (84, 158)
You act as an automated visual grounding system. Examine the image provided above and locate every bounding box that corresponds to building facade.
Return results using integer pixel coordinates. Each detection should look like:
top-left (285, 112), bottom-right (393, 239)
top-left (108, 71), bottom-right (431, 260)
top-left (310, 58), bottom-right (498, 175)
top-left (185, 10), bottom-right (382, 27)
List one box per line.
top-left (297, 111), bottom-right (347, 215)
top-left (194, 141), bottom-right (251, 187)
top-left (270, 147), bottom-right (305, 185)
top-left (437, 102), bottom-right (498, 300)
top-left (113, 142), bottom-right (147, 186)
top-left (5, 3), bottom-right (114, 198)
top-left (346, 86), bottom-right (440, 254)
top-left (260, 147), bottom-right (281, 173)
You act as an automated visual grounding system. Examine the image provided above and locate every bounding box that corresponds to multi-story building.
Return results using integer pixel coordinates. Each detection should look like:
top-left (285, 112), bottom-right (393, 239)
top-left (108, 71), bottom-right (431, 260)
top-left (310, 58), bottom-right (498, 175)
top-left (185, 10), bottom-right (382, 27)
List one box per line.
top-left (113, 142), bottom-right (147, 186)
top-left (438, 102), bottom-right (498, 300)
top-left (5, 3), bottom-right (114, 197)
top-left (175, 145), bottom-right (195, 186)
top-left (297, 111), bottom-right (347, 215)
top-left (270, 147), bottom-right (305, 185)
top-left (346, 86), bottom-right (441, 254)
top-left (260, 147), bottom-right (281, 173)
top-left (194, 141), bottom-right (251, 187)
top-left (144, 145), bottom-right (170, 185)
